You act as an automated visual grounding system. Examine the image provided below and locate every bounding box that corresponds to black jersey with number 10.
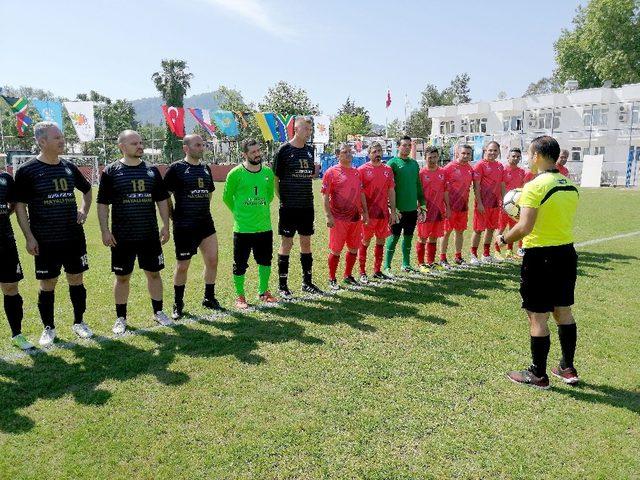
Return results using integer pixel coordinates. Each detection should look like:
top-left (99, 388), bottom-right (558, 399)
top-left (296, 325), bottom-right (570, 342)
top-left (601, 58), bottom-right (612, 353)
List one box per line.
top-left (164, 160), bottom-right (215, 229)
top-left (97, 161), bottom-right (169, 242)
top-left (13, 158), bottom-right (91, 243)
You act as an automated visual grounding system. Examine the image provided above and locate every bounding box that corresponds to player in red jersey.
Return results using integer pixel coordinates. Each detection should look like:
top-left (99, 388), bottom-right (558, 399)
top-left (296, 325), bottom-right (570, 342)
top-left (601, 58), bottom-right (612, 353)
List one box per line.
top-left (322, 143), bottom-right (369, 291)
top-left (470, 141), bottom-right (505, 264)
top-left (556, 149), bottom-right (570, 177)
top-left (416, 147), bottom-right (450, 273)
top-left (357, 142), bottom-right (397, 283)
top-left (496, 147), bottom-right (526, 259)
top-left (440, 144), bottom-right (474, 268)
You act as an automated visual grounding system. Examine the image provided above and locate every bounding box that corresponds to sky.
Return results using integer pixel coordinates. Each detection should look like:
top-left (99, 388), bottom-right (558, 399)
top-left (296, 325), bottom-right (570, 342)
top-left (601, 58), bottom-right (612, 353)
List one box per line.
top-left (1, 0), bottom-right (586, 124)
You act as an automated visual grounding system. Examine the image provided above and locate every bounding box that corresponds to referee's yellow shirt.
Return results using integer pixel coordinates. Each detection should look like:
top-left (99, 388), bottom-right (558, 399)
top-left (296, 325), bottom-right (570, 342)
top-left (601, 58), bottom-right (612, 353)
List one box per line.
top-left (518, 171), bottom-right (579, 248)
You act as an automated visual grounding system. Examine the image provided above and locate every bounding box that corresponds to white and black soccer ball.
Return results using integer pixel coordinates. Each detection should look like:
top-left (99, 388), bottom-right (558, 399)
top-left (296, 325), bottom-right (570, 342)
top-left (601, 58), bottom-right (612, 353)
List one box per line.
top-left (503, 188), bottom-right (522, 219)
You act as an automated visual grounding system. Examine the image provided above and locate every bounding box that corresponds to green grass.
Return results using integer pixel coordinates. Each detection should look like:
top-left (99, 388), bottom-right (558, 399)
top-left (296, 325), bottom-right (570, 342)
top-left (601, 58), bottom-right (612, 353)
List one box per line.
top-left (0, 184), bottom-right (639, 479)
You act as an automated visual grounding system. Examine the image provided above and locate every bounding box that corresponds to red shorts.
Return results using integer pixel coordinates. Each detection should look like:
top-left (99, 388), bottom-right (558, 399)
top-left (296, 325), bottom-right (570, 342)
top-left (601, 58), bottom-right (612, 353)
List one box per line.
top-left (417, 220), bottom-right (444, 239)
top-left (473, 206), bottom-right (500, 231)
top-left (445, 210), bottom-right (468, 232)
top-left (498, 209), bottom-right (517, 230)
top-left (329, 220), bottom-right (363, 253)
top-left (362, 218), bottom-right (391, 242)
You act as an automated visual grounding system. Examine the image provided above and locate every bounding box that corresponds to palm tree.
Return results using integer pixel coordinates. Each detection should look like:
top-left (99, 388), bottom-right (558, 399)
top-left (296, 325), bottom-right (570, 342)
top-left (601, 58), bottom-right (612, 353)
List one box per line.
top-left (152, 59), bottom-right (193, 161)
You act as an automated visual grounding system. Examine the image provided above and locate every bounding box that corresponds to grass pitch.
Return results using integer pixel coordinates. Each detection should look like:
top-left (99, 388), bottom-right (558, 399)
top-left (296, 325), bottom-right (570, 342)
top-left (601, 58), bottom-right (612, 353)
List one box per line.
top-left (0, 184), bottom-right (638, 479)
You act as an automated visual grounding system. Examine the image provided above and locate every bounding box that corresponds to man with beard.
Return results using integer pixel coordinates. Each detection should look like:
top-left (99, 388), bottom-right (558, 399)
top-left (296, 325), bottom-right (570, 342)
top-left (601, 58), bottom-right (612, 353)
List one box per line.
top-left (223, 139), bottom-right (278, 309)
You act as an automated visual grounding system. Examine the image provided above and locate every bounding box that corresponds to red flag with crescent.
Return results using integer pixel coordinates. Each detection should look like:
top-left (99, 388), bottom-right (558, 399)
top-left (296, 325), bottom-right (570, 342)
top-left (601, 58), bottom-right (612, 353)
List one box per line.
top-left (162, 105), bottom-right (185, 138)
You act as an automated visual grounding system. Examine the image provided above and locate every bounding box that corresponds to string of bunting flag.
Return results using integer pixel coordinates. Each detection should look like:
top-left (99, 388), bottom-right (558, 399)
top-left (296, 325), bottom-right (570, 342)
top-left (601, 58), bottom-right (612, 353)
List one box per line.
top-left (0, 95), bottom-right (330, 144)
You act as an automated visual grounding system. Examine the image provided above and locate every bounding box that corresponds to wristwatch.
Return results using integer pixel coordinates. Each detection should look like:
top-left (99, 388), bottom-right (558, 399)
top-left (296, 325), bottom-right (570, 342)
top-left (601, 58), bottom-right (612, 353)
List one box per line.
top-left (498, 234), bottom-right (507, 246)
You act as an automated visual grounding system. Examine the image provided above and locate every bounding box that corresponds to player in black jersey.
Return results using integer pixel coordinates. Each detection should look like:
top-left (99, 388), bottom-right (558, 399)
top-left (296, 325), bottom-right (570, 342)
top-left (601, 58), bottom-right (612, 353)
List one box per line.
top-left (164, 134), bottom-right (222, 319)
top-left (0, 170), bottom-right (31, 350)
top-left (273, 116), bottom-right (323, 298)
top-left (97, 130), bottom-right (172, 334)
top-left (14, 122), bottom-right (94, 347)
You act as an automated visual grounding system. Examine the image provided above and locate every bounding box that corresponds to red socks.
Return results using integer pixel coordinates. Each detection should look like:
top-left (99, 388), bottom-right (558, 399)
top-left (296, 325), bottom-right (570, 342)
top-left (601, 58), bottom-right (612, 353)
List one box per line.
top-left (426, 242), bottom-right (437, 265)
top-left (416, 242), bottom-right (426, 265)
top-left (494, 241), bottom-right (501, 253)
top-left (374, 244), bottom-right (384, 273)
top-left (471, 246), bottom-right (478, 257)
top-left (455, 251), bottom-right (462, 261)
top-left (507, 243), bottom-right (513, 250)
top-left (328, 253), bottom-right (339, 280)
top-left (440, 253), bottom-right (448, 262)
top-left (358, 244), bottom-right (367, 274)
top-left (483, 244), bottom-right (490, 257)
top-left (344, 251), bottom-right (357, 278)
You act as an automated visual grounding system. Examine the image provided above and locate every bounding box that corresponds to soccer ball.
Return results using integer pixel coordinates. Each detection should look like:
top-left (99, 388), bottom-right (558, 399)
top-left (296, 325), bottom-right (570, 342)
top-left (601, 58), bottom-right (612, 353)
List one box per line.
top-left (503, 188), bottom-right (522, 219)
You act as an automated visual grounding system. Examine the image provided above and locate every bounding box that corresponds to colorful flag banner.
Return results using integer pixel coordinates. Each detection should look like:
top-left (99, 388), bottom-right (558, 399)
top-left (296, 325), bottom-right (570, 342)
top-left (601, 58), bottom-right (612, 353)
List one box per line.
top-left (32, 99), bottom-right (64, 130)
top-left (271, 114), bottom-right (287, 142)
top-left (1, 95), bottom-right (33, 137)
top-left (188, 108), bottom-right (216, 136)
top-left (276, 113), bottom-right (295, 140)
top-left (234, 111), bottom-right (252, 129)
top-left (312, 115), bottom-right (330, 144)
top-left (161, 105), bottom-right (186, 138)
top-left (212, 110), bottom-right (239, 137)
top-left (63, 101), bottom-right (96, 142)
top-left (254, 112), bottom-right (274, 142)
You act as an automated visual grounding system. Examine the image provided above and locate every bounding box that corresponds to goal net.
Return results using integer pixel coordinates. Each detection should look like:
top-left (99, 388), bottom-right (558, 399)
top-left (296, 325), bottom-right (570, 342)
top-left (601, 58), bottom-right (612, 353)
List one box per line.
top-left (10, 155), bottom-right (100, 185)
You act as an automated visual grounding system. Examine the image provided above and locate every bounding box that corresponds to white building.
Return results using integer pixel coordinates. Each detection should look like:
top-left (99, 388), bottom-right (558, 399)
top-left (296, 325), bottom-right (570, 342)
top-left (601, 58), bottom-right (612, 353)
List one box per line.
top-left (428, 83), bottom-right (640, 186)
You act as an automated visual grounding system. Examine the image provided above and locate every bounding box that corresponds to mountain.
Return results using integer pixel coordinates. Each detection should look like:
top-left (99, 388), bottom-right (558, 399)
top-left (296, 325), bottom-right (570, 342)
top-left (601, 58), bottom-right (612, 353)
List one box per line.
top-left (131, 92), bottom-right (220, 130)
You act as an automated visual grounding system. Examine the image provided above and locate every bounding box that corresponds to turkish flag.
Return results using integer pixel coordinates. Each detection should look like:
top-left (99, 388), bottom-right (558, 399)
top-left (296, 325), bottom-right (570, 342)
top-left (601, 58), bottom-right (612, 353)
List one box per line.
top-left (162, 105), bottom-right (186, 138)
top-left (386, 89), bottom-right (392, 109)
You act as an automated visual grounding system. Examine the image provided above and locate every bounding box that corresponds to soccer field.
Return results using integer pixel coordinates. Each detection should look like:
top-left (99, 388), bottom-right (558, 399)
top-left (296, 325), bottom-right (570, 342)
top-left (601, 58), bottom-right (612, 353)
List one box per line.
top-left (0, 184), bottom-right (639, 479)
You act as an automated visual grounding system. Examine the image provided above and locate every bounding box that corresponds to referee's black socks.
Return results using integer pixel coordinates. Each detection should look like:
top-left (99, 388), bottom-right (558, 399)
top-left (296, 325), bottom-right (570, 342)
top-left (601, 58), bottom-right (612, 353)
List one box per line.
top-left (69, 284), bottom-right (86, 325)
top-left (530, 335), bottom-right (551, 378)
top-left (174, 284), bottom-right (185, 305)
top-left (204, 283), bottom-right (215, 301)
top-left (558, 323), bottom-right (577, 369)
top-left (4, 294), bottom-right (23, 337)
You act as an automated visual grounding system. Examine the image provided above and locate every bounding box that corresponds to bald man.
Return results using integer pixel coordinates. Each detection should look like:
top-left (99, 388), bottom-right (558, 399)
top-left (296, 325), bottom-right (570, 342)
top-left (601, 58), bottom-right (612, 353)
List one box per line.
top-left (164, 134), bottom-right (222, 319)
top-left (97, 130), bottom-right (172, 334)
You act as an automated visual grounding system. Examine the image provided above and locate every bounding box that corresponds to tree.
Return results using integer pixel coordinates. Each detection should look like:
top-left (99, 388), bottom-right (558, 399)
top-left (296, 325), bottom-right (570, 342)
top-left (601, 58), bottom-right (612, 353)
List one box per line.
top-left (151, 59), bottom-right (193, 161)
top-left (442, 73), bottom-right (471, 105)
top-left (554, 0), bottom-right (640, 88)
top-left (331, 114), bottom-right (369, 143)
top-left (386, 119), bottom-right (403, 139)
top-left (259, 81), bottom-right (320, 115)
top-left (337, 97), bottom-right (371, 127)
top-left (405, 109), bottom-right (430, 138)
top-left (523, 77), bottom-right (562, 96)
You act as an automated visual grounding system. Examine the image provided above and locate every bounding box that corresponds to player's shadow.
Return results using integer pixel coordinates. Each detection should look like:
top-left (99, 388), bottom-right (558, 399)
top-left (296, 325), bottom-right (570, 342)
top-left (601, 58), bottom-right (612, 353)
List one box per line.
top-left (0, 338), bottom-right (188, 434)
top-left (555, 381), bottom-right (640, 415)
top-left (576, 251), bottom-right (639, 275)
top-left (0, 315), bottom-right (322, 434)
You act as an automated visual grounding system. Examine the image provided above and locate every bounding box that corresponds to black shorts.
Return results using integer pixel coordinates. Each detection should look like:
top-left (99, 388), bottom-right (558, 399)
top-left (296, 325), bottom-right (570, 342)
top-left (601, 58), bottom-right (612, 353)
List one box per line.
top-left (111, 240), bottom-right (164, 275)
top-left (0, 240), bottom-right (24, 283)
top-left (278, 207), bottom-right (314, 237)
top-left (233, 230), bottom-right (273, 275)
top-left (35, 238), bottom-right (89, 280)
top-left (173, 220), bottom-right (216, 261)
top-left (520, 244), bottom-right (577, 313)
top-left (391, 210), bottom-right (418, 237)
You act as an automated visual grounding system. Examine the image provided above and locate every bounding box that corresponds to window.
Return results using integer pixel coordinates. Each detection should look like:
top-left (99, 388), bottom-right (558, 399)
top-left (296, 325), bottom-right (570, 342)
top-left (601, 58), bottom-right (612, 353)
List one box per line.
top-left (571, 147), bottom-right (581, 162)
top-left (583, 105), bottom-right (609, 127)
top-left (502, 115), bottom-right (523, 131)
top-left (632, 104), bottom-right (639, 125)
top-left (469, 117), bottom-right (487, 133)
top-left (528, 110), bottom-right (560, 130)
top-left (461, 118), bottom-right (468, 133)
top-left (439, 120), bottom-right (455, 135)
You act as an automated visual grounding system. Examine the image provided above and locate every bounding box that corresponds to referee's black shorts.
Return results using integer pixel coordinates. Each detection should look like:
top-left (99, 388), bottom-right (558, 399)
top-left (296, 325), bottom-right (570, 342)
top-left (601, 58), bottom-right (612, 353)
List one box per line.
top-left (520, 243), bottom-right (577, 313)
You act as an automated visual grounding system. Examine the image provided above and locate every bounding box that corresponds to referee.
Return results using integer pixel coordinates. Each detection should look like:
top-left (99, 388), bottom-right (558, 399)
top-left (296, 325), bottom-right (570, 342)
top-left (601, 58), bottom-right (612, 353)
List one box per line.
top-left (499, 136), bottom-right (580, 389)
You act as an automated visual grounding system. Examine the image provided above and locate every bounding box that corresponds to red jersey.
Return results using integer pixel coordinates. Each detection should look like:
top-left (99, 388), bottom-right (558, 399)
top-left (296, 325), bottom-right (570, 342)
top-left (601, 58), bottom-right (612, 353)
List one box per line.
top-left (557, 164), bottom-right (569, 177)
top-left (502, 165), bottom-right (526, 192)
top-left (443, 161), bottom-right (474, 212)
top-left (523, 170), bottom-right (537, 184)
top-left (321, 164), bottom-right (363, 221)
top-left (419, 166), bottom-right (447, 222)
top-left (473, 159), bottom-right (504, 208)
top-left (358, 162), bottom-right (395, 220)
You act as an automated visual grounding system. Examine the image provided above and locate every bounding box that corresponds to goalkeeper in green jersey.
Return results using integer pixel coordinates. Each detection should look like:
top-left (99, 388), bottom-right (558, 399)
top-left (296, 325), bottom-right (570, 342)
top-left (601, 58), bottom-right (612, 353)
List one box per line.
top-left (223, 139), bottom-right (278, 309)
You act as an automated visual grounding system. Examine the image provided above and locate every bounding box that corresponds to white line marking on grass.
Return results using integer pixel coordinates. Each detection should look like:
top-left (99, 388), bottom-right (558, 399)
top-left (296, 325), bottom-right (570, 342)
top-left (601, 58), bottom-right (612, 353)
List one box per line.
top-left (3, 230), bottom-right (639, 362)
top-left (575, 230), bottom-right (640, 248)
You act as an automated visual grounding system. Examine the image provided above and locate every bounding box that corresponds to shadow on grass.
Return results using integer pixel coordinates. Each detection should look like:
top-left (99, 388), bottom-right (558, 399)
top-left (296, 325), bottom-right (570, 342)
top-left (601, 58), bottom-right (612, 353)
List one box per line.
top-left (576, 251), bottom-right (639, 276)
top-left (0, 315), bottom-right (322, 434)
top-left (556, 381), bottom-right (640, 415)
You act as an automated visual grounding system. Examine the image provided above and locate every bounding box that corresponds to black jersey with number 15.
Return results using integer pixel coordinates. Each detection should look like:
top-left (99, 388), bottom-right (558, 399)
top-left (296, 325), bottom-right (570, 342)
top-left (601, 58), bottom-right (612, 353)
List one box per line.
top-left (13, 158), bottom-right (91, 243)
top-left (273, 143), bottom-right (315, 209)
top-left (97, 161), bottom-right (169, 242)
